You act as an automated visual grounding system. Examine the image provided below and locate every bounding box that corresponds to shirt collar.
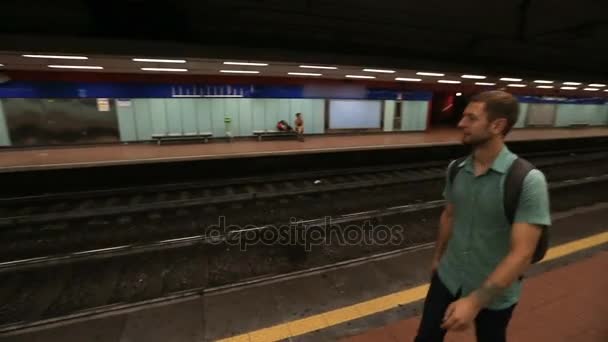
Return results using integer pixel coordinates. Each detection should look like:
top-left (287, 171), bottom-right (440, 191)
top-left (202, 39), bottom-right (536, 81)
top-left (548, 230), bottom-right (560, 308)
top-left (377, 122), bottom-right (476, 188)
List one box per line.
top-left (461, 145), bottom-right (513, 174)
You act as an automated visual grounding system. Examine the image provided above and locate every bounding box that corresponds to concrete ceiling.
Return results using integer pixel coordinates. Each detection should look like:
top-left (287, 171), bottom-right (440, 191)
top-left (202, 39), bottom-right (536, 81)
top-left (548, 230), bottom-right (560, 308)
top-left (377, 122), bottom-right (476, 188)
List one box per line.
top-left (0, 0), bottom-right (606, 82)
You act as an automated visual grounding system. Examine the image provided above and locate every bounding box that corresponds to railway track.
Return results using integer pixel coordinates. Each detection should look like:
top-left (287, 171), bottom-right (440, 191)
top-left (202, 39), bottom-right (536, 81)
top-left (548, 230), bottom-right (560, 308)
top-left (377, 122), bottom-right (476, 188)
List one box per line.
top-left (0, 172), bottom-right (607, 335)
top-left (1, 147), bottom-right (607, 227)
top-left (2, 149), bottom-right (608, 264)
top-left (2, 172), bottom-right (607, 274)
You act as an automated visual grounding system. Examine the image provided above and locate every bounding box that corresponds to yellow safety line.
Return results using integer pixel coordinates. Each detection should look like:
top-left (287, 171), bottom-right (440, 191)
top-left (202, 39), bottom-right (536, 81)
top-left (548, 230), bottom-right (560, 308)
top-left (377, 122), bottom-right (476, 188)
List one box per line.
top-left (216, 231), bottom-right (608, 342)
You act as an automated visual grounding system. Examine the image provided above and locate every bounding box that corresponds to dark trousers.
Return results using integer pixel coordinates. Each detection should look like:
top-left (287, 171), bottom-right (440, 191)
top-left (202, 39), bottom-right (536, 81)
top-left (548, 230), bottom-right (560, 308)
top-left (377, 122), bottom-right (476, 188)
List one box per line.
top-left (414, 272), bottom-right (517, 342)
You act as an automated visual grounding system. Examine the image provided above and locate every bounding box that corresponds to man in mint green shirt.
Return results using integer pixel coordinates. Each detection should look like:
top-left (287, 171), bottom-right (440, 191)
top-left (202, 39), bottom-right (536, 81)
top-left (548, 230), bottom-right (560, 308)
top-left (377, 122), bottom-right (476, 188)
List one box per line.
top-left (415, 90), bottom-right (551, 342)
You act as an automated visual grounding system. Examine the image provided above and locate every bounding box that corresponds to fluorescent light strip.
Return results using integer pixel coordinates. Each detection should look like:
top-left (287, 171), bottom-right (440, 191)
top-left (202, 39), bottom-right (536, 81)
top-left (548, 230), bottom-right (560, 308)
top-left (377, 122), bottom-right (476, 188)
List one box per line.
top-left (141, 67), bottom-right (188, 72)
top-left (133, 58), bottom-right (186, 63)
top-left (560, 87), bottom-right (578, 90)
top-left (202, 95), bottom-right (244, 98)
top-left (563, 82), bottom-right (581, 85)
top-left (363, 68), bottom-right (395, 73)
top-left (0, 64), bottom-right (3, 67)
top-left (24, 54), bottom-right (88, 60)
top-left (416, 72), bottom-right (444, 77)
top-left (48, 65), bottom-right (103, 70)
top-left (534, 80), bottom-right (554, 84)
top-left (589, 83), bottom-right (606, 87)
top-left (583, 88), bottom-right (599, 91)
top-left (507, 84), bottom-right (526, 87)
top-left (537, 85), bottom-right (554, 89)
top-left (219, 70), bottom-right (260, 74)
top-left (475, 82), bottom-right (496, 86)
top-left (461, 74), bottom-right (486, 79)
top-left (299, 65), bottom-right (338, 70)
top-left (287, 72), bottom-right (322, 76)
top-left (437, 80), bottom-right (461, 84)
top-left (223, 61), bottom-right (268, 66)
top-left (500, 77), bottom-right (523, 82)
top-left (395, 78), bottom-right (422, 82)
top-left (345, 75), bottom-right (375, 79)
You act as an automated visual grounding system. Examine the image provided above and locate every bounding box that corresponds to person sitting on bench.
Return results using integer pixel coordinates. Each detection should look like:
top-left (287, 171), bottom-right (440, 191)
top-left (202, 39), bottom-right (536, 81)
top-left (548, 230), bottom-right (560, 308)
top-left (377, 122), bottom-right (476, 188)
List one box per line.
top-left (276, 120), bottom-right (293, 132)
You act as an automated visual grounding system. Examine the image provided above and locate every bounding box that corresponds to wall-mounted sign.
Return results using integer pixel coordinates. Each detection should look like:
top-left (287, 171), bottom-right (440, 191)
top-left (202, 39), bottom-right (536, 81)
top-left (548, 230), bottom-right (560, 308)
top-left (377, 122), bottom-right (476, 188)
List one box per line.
top-left (97, 98), bottom-right (110, 111)
top-left (116, 99), bottom-right (132, 107)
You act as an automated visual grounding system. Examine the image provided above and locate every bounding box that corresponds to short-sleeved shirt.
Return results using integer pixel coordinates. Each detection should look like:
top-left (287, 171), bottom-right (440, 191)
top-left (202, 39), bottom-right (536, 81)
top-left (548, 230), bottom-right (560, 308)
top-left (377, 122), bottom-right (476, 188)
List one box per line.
top-left (437, 145), bottom-right (551, 310)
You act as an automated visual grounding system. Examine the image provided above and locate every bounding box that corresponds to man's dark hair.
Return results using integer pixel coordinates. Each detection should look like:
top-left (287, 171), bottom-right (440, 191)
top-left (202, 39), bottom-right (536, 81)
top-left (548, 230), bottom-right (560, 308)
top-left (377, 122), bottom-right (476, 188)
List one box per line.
top-left (470, 90), bottom-right (520, 135)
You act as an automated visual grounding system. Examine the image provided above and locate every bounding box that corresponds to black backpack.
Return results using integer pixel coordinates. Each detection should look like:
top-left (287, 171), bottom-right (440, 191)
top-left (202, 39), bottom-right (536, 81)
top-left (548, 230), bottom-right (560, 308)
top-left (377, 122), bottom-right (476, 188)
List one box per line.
top-left (448, 156), bottom-right (549, 263)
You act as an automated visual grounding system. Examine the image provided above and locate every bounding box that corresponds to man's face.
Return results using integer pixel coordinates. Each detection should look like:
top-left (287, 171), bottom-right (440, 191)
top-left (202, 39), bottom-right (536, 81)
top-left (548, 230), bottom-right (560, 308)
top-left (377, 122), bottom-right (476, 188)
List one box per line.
top-left (457, 102), bottom-right (500, 146)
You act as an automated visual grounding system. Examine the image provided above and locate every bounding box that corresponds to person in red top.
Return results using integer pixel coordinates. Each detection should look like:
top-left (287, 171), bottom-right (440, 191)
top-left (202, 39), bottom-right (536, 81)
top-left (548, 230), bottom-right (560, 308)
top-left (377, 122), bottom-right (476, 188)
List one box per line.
top-left (276, 120), bottom-right (292, 131)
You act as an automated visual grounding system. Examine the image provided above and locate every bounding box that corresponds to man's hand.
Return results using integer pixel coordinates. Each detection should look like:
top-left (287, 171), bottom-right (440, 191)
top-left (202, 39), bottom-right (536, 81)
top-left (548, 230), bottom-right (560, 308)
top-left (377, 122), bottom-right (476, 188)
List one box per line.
top-left (440, 295), bottom-right (483, 331)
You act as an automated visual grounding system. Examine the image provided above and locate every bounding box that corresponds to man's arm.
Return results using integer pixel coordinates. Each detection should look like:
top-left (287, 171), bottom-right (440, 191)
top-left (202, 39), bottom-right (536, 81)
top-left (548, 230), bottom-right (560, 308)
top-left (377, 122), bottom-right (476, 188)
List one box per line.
top-left (433, 160), bottom-right (457, 273)
top-left (469, 222), bottom-right (541, 307)
top-left (431, 203), bottom-right (454, 273)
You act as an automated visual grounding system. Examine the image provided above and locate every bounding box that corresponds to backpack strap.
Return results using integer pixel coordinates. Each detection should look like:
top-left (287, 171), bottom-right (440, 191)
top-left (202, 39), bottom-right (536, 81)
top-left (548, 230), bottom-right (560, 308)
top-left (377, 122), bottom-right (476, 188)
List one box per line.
top-left (448, 156), bottom-right (468, 186)
top-left (503, 158), bottom-right (535, 225)
top-left (504, 157), bottom-right (549, 264)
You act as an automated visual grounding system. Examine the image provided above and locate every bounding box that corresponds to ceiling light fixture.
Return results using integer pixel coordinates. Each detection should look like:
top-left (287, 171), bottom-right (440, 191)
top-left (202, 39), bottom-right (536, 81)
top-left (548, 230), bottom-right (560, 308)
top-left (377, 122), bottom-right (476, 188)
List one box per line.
top-left (24, 54), bottom-right (88, 60)
top-left (507, 84), bottom-right (526, 87)
top-left (437, 80), bottom-right (461, 84)
top-left (133, 58), bottom-right (186, 63)
top-left (299, 65), bottom-right (338, 70)
top-left (475, 82), bottom-right (496, 86)
top-left (395, 77), bottom-right (422, 82)
top-left (416, 72), bottom-right (444, 77)
top-left (141, 67), bottom-right (188, 72)
top-left (287, 72), bottom-right (322, 76)
top-left (500, 77), bottom-right (523, 82)
top-left (48, 65), bottom-right (103, 69)
top-left (461, 74), bottom-right (486, 79)
top-left (345, 75), bottom-right (376, 79)
top-left (223, 61), bottom-right (268, 66)
top-left (219, 70), bottom-right (260, 74)
top-left (363, 68), bottom-right (395, 73)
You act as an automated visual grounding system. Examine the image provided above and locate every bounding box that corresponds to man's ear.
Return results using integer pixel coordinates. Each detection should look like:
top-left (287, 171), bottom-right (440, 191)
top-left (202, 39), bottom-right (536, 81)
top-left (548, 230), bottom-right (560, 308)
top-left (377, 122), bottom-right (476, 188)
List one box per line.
top-left (492, 118), bottom-right (508, 135)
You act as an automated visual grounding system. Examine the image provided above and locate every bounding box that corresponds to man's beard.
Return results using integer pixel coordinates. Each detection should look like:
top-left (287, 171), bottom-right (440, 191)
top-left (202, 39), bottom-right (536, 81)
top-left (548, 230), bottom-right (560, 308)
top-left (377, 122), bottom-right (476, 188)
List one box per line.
top-left (462, 132), bottom-right (492, 147)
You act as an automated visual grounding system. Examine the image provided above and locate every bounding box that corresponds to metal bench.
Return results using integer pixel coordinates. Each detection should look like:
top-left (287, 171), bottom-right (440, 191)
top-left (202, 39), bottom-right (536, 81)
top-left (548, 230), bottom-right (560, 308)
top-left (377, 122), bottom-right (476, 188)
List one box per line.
top-left (252, 130), bottom-right (298, 141)
top-left (151, 132), bottom-right (213, 145)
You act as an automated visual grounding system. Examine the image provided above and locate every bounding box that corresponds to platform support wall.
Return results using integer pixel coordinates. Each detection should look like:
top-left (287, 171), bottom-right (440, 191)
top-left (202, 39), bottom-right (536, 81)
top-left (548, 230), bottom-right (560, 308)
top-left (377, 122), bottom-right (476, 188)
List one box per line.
top-left (383, 100), bottom-right (395, 131)
top-left (129, 99), bottom-right (150, 141)
top-left (401, 101), bottom-right (428, 131)
top-left (116, 100), bottom-right (138, 141)
top-left (514, 103), bottom-right (528, 128)
top-left (0, 101), bottom-right (11, 146)
top-left (555, 104), bottom-right (607, 127)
